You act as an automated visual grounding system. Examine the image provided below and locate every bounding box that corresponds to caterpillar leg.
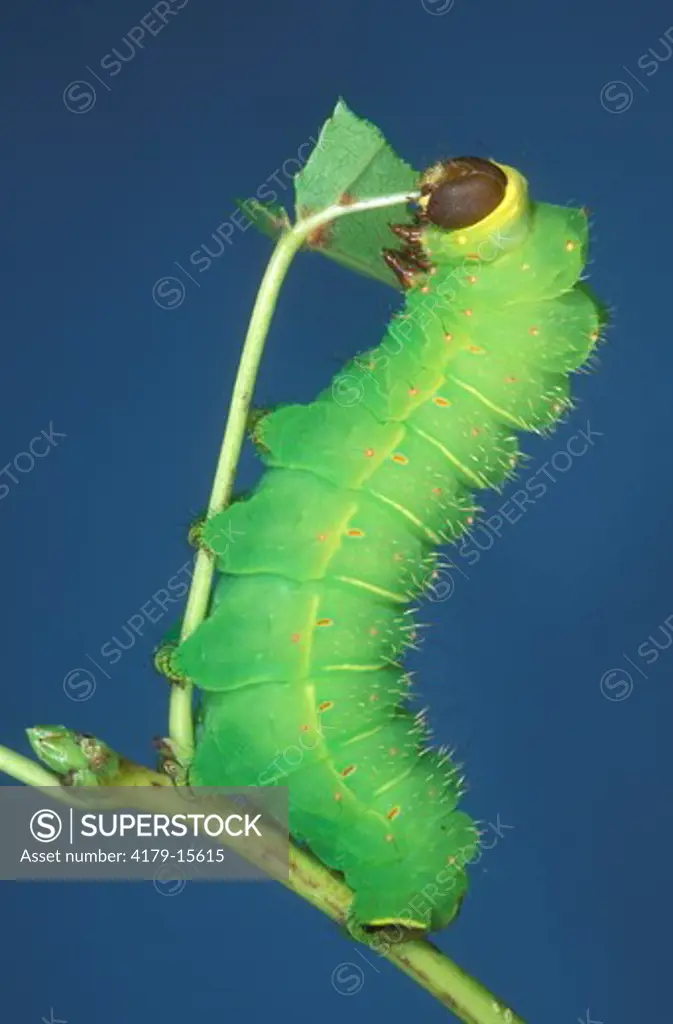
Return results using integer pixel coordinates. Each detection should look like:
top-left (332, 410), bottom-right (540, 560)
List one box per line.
top-left (381, 248), bottom-right (421, 290)
top-left (345, 911), bottom-right (427, 947)
top-left (188, 509), bottom-right (239, 557)
top-left (152, 736), bottom-right (189, 784)
top-left (153, 637), bottom-right (189, 686)
top-left (347, 865), bottom-right (468, 935)
top-left (187, 512), bottom-right (208, 550)
top-left (248, 406), bottom-right (273, 455)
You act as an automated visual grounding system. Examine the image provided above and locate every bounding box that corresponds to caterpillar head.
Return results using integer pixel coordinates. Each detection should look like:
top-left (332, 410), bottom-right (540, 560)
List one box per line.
top-left (383, 157), bottom-right (529, 287)
top-left (419, 157), bottom-right (507, 230)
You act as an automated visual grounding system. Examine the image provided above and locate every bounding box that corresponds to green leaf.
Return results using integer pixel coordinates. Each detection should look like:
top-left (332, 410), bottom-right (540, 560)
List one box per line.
top-left (293, 99), bottom-right (419, 289)
top-left (239, 100), bottom-right (420, 289)
top-left (235, 198), bottom-right (290, 240)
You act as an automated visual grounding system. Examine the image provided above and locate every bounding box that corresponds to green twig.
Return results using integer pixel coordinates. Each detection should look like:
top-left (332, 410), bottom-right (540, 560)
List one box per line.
top-left (0, 743), bottom-right (61, 788)
top-left (168, 190), bottom-right (420, 764)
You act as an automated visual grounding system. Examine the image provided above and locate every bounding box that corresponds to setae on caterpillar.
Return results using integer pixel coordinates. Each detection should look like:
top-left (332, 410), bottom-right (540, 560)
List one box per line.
top-left (159, 155), bottom-right (605, 934)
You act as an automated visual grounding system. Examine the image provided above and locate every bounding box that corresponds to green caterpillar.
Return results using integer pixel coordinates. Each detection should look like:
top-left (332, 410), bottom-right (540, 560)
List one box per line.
top-left (162, 156), bottom-right (605, 934)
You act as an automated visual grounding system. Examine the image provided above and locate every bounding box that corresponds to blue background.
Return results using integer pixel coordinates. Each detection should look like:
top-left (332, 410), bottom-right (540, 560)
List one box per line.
top-left (2, 1), bottom-right (671, 1022)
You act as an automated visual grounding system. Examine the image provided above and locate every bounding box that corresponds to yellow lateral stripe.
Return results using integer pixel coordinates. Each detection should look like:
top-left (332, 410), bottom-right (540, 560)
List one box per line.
top-left (341, 725), bottom-right (385, 747)
top-left (326, 501), bottom-right (362, 558)
top-left (321, 663), bottom-right (388, 672)
top-left (203, 675), bottom-right (294, 692)
top-left (368, 917), bottom-right (428, 928)
top-left (298, 592), bottom-right (322, 680)
top-left (407, 422), bottom-right (489, 490)
top-left (447, 375), bottom-right (526, 429)
top-left (373, 761), bottom-right (417, 797)
top-left (367, 489), bottom-right (441, 545)
top-left (334, 575), bottom-right (407, 604)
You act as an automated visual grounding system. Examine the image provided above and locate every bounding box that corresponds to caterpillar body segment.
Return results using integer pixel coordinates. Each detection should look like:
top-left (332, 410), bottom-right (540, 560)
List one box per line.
top-left (171, 156), bottom-right (604, 932)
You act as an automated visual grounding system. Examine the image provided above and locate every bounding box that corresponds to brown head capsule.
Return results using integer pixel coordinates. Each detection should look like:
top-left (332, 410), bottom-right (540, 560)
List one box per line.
top-left (422, 157), bottom-right (507, 230)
